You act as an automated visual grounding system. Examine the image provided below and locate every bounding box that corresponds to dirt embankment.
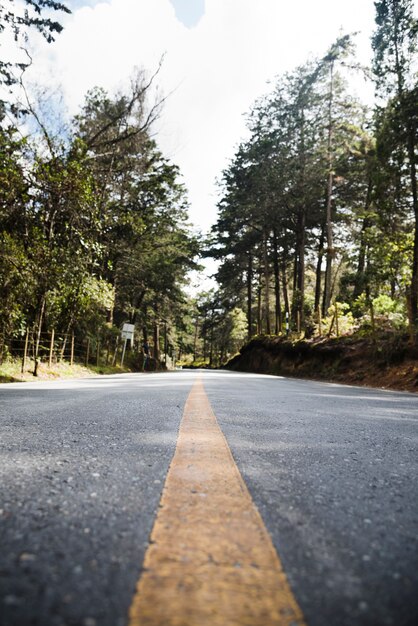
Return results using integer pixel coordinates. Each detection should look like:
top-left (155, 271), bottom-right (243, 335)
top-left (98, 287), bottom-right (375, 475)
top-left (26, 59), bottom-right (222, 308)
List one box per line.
top-left (226, 334), bottom-right (418, 393)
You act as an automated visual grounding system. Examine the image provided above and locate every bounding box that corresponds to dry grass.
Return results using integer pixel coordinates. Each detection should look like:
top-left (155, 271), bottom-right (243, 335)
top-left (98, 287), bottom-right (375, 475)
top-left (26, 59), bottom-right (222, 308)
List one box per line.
top-left (0, 358), bottom-right (131, 383)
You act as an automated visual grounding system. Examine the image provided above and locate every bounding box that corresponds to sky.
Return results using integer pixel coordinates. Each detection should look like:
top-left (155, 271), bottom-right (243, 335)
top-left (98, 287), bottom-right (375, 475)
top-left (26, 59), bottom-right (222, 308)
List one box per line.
top-left (171, 0), bottom-right (205, 27)
top-left (12, 0), bottom-right (415, 249)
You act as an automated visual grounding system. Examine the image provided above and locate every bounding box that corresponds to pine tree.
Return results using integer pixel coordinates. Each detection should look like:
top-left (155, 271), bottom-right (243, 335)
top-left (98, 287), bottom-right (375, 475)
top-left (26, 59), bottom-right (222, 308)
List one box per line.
top-left (372, 0), bottom-right (418, 328)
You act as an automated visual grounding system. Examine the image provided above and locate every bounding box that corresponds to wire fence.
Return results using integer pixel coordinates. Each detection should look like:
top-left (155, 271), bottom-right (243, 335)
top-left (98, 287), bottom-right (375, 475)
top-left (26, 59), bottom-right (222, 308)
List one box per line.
top-left (0, 331), bottom-right (94, 372)
top-left (0, 330), bottom-right (173, 374)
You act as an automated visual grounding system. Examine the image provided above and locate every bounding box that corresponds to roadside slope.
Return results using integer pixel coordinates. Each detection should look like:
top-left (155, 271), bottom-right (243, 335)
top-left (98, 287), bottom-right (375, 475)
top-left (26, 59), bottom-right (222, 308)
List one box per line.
top-left (226, 334), bottom-right (418, 392)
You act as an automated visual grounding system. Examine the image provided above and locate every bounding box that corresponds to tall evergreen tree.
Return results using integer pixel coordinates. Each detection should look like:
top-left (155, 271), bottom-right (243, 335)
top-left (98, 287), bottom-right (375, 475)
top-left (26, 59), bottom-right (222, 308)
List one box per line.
top-left (372, 0), bottom-right (418, 326)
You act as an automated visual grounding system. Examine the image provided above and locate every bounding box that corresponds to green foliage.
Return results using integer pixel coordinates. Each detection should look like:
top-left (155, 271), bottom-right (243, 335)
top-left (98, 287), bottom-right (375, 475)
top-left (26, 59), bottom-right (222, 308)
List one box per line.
top-left (372, 294), bottom-right (407, 329)
top-left (1, 1), bottom-right (418, 371)
top-left (228, 308), bottom-right (248, 347)
top-left (372, 0), bottom-right (418, 96)
top-left (372, 0), bottom-right (418, 324)
top-left (353, 293), bottom-right (407, 332)
top-left (207, 9), bottom-right (418, 343)
top-left (209, 36), bottom-right (379, 339)
top-left (321, 302), bottom-right (355, 336)
top-left (213, 307), bottom-right (249, 359)
top-left (189, 288), bottom-right (249, 366)
top-left (373, 294), bottom-right (399, 315)
top-left (0, 70), bottom-right (200, 368)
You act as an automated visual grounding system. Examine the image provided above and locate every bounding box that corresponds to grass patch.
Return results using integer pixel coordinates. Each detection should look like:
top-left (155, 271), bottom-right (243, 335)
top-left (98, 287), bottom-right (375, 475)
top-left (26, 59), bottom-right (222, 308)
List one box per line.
top-left (0, 358), bottom-right (132, 383)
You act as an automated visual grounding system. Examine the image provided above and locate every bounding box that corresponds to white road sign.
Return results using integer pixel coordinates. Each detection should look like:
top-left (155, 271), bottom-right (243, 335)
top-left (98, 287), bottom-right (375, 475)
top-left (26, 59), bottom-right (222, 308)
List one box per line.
top-left (121, 323), bottom-right (135, 340)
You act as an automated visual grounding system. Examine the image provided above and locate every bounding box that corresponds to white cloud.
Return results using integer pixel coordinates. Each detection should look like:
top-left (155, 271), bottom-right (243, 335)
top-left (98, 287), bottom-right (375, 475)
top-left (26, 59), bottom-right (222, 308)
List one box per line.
top-left (24, 0), bottom-right (391, 237)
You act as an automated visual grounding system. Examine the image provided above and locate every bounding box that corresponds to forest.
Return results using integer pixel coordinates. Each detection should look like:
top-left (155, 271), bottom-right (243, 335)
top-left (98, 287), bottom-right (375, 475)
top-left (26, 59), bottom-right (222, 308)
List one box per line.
top-left (0, 0), bottom-right (417, 376)
top-left (204, 0), bottom-right (418, 367)
top-left (0, 0), bottom-right (201, 375)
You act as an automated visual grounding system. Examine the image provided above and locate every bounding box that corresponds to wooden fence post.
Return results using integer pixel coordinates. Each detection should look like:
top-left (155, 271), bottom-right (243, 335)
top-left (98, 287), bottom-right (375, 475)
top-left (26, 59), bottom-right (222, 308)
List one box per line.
top-left (48, 329), bottom-right (55, 367)
top-left (112, 336), bottom-right (119, 366)
top-left (370, 301), bottom-right (376, 343)
top-left (96, 337), bottom-right (100, 367)
top-left (328, 313), bottom-right (336, 337)
top-left (335, 302), bottom-right (339, 337)
top-left (33, 325), bottom-right (39, 377)
top-left (85, 338), bottom-right (90, 367)
top-left (21, 329), bottom-right (29, 374)
top-left (70, 332), bottom-right (75, 366)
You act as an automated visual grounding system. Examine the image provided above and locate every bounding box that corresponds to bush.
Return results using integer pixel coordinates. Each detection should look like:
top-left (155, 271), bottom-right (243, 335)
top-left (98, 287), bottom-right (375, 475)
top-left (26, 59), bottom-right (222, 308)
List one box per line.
top-left (322, 302), bottom-right (356, 336)
top-left (353, 293), bottom-right (407, 333)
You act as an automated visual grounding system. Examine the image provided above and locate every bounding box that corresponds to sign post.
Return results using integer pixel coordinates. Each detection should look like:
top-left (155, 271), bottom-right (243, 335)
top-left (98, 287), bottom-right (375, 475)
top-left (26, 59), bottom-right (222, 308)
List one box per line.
top-left (121, 323), bottom-right (135, 367)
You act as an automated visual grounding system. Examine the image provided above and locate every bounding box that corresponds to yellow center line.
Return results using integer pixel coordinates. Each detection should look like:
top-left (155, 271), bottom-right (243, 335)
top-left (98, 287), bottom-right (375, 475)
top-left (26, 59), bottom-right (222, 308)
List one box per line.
top-left (128, 378), bottom-right (306, 626)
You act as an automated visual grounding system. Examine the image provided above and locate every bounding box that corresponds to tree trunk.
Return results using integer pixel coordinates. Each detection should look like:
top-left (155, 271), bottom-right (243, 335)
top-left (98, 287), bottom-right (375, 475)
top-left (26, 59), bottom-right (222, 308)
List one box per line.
top-left (281, 262), bottom-right (290, 318)
top-left (292, 248), bottom-right (298, 294)
top-left (353, 223), bottom-right (370, 301)
top-left (353, 178), bottom-right (373, 300)
top-left (297, 106), bottom-right (307, 327)
top-left (209, 311), bottom-right (214, 367)
top-left (408, 127), bottom-right (418, 329)
top-left (153, 319), bottom-right (160, 363)
top-left (247, 252), bottom-right (253, 339)
top-left (281, 235), bottom-right (290, 317)
top-left (272, 230), bottom-right (282, 334)
top-left (296, 209), bottom-right (306, 326)
top-left (164, 322), bottom-right (168, 367)
top-left (323, 195), bottom-right (334, 315)
top-left (203, 313), bottom-right (207, 360)
top-left (315, 222), bottom-right (325, 312)
top-left (257, 281), bottom-right (262, 335)
top-left (263, 230), bottom-right (271, 334)
top-left (323, 59), bottom-right (335, 316)
top-left (34, 294), bottom-right (46, 376)
top-left (193, 318), bottom-right (199, 361)
top-left (291, 248), bottom-right (298, 325)
top-left (108, 277), bottom-right (116, 325)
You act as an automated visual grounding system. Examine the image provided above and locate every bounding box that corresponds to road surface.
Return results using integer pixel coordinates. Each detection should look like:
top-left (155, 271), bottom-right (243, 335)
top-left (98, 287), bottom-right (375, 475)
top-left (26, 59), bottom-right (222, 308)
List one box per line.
top-left (0, 370), bottom-right (417, 625)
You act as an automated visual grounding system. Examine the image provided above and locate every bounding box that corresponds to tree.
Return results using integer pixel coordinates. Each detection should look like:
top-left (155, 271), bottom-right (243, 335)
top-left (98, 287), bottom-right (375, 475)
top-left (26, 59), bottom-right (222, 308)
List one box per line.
top-left (0, 125), bottom-right (31, 340)
top-left (211, 42), bottom-right (368, 337)
top-left (0, 65), bottom-right (200, 372)
top-left (73, 79), bottom-right (199, 347)
top-left (372, 0), bottom-right (418, 327)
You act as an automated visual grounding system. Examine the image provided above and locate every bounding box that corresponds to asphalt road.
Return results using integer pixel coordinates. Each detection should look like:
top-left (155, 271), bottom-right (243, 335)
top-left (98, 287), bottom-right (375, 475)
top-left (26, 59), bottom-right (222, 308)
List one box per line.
top-left (1, 370), bottom-right (417, 626)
